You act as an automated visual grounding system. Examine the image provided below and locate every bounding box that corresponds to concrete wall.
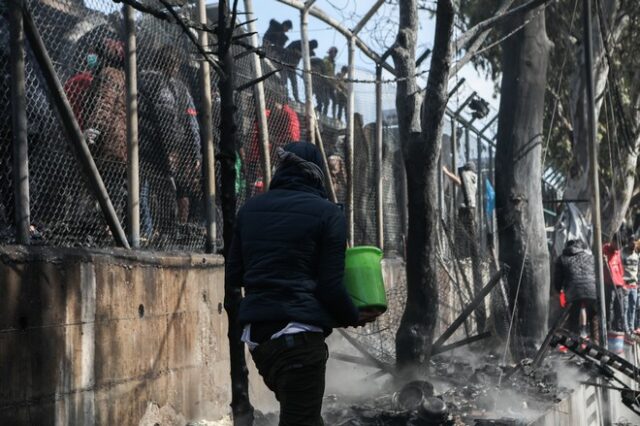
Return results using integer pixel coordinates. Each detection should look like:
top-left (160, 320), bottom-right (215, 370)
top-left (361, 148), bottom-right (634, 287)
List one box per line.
top-left (0, 245), bottom-right (271, 425)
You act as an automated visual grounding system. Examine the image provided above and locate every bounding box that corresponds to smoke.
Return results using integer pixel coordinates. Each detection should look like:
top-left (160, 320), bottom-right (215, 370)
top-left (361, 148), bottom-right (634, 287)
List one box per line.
top-left (551, 358), bottom-right (589, 389)
top-left (324, 333), bottom-right (390, 401)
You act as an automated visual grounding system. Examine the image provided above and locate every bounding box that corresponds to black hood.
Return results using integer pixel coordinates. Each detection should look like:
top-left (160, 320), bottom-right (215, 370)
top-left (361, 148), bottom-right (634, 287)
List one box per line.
top-left (270, 141), bottom-right (327, 198)
top-left (563, 243), bottom-right (586, 256)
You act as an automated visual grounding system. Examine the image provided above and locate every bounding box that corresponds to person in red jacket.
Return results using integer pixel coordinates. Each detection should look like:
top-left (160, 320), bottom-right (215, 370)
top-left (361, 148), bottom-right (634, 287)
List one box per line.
top-left (245, 97), bottom-right (301, 197)
top-left (604, 234), bottom-right (627, 332)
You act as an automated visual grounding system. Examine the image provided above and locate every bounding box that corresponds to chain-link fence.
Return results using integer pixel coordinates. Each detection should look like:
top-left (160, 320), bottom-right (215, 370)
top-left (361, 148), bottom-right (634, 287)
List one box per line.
top-left (1, 0), bottom-right (534, 366)
top-left (1, 0), bottom-right (499, 253)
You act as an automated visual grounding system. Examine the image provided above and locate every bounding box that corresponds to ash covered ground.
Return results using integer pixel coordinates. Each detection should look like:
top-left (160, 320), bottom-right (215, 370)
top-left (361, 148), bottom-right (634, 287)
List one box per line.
top-left (239, 349), bottom-right (595, 426)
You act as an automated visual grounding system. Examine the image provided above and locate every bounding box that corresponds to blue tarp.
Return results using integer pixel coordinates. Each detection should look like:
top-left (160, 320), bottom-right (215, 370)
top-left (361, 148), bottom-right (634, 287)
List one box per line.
top-left (485, 178), bottom-right (495, 217)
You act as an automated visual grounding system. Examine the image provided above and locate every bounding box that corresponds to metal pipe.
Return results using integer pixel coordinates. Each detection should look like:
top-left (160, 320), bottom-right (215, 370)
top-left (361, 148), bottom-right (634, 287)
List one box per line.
top-left (450, 117), bottom-right (457, 226)
top-left (454, 92), bottom-right (477, 116)
top-left (198, 0), bottom-right (217, 253)
top-left (346, 35), bottom-right (355, 246)
top-left (352, 0), bottom-right (384, 35)
top-left (477, 131), bottom-right (484, 250)
top-left (584, 0), bottom-right (607, 350)
top-left (464, 125), bottom-right (470, 163)
top-left (22, 6), bottom-right (130, 249)
top-left (446, 107), bottom-right (494, 147)
top-left (480, 113), bottom-right (498, 135)
top-left (446, 77), bottom-right (466, 98)
top-left (375, 63), bottom-right (384, 250)
top-left (489, 143), bottom-right (494, 232)
top-left (431, 331), bottom-right (491, 356)
top-left (244, 0), bottom-right (271, 187)
top-left (124, 4), bottom-right (139, 248)
top-left (9, 0), bottom-right (30, 245)
top-left (300, 4), bottom-right (315, 143)
top-left (432, 268), bottom-right (508, 350)
top-left (314, 124), bottom-right (337, 204)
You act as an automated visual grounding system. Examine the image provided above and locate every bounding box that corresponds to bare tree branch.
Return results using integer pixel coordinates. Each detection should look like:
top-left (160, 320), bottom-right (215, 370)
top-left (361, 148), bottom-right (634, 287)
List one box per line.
top-left (234, 69), bottom-right (281, 92)
top-left (117, 0), bottom-right (224, 75)
top-left (454, 0), bottom-right (553, 49)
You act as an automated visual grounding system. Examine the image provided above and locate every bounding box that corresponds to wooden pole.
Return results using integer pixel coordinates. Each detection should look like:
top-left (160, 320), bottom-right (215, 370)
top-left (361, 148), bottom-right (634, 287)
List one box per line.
top-left (346, 35), bottom-right (355, 246)
top-left (9, 0), bottom-right (30, 245)
top-left (450, 118), bottom-right (457, 227)
top-left (375, 62), bottom-right (384, 250)
top-left (244, 0), bottom-right (271, 187)
top-left (583, 0), bottom-right (610, 421)
top-left (584, 0), bottom-right (606, 350)
top-left (124, 4), bottom-right (140, 248)
top-left (300, 1), bottom-right (316, 143)
top-left (314, 124), bottom-right (337, 203)
top-left (198, 0), bottom-right (217, 253)
top-left (23, 6), bottom-right (130, 249)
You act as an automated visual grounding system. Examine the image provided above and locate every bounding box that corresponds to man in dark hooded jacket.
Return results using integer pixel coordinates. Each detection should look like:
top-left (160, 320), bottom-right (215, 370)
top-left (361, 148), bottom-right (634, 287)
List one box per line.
top-left (226, 142), bottom-right (376, 425)
top-left (554, 239), bottom-right (599, 341)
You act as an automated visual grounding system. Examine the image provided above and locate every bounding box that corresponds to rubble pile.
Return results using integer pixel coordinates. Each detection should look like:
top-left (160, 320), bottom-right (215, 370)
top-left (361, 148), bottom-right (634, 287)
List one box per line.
top-left (316, 353), bottom-right (578, 426)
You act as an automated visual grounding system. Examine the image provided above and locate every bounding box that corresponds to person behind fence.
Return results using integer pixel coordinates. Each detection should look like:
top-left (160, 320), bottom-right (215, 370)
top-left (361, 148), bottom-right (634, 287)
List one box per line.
top-left (622, 235), bottom-right (638, 338)
top-left (603, 234), bottom-right (626, 333)
top-left (227, 142), bottom-right (378, 425)
top-left (78, 35), bottom-right (129, 229)
top-left (442, 162), bottom-right (477, 257)
top-left (310, 55), bottom-right (332, 116)
top-left (263, 19), bottom-right (292, 60)
top-left (83, 37), bottom-right (127, 162)
top-left (333, 66), bottom-right (348, 121)
top-left (64, 24), bottom-right (117, 129)
top-left (245, 93), bottom-right (301, 197)
top-left (328, 154), bottom-right (346, 204)
top-left (282, 39), bottom-right (318, 103)
top-left (554, 239), bottom-right (600, 341)
top-left (138, 46), bottom-right (202, 241)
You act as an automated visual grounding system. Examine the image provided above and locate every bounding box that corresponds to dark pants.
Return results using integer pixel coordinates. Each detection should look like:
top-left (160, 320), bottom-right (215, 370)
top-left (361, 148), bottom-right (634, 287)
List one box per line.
top-left (607, 286), bottom-right (627, 332)
top-left (565, 299), bottom-right (600, 342)
top-left (251, 333), bottom-right (327, 426)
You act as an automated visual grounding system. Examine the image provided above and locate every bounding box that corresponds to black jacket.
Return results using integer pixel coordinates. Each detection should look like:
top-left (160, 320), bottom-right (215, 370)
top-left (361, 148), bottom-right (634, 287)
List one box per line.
top-left (554, 244), bottom-right (597, 303)
top-left (138, 71), bottom-right (201, 196)
top-left (263, 19), bottom-right (289, 48)
top-left (226, 146), bottom-right (359, 331)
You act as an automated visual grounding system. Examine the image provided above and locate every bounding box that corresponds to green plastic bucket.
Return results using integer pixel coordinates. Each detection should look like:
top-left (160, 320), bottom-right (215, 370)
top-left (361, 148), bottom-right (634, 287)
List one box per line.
top-left (344, 246), bottom-right (387, 313)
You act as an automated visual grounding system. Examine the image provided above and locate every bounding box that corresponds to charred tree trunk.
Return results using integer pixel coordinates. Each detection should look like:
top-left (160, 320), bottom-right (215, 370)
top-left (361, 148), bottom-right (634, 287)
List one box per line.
top-left (218, 1), bottom-right (254, 424)
top-left (495, 2), bottom-right (551, 360)
top-left (563, 0), bottom-right (624, 216)
top-left (394, 0), bottom-right (455, 373)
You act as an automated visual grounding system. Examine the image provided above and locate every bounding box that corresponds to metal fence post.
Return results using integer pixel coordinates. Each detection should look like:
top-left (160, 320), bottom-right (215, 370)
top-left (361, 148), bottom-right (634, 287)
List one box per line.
top-left (124, 4), bottom-right (139, 248)
top-left (244, 0), bottom-right (271, 187)
top-left (375, 62), bottom-right (384, 251)
top-left (198, 0), bottom-right (217, 253)
top-left (346, 35), bottom-right (355, 246)
top-left (464, 125), bottom-right (470, 163)
top-left (489, 141), bottom-right (494, 233)
top-left (477, 135), bottom-right (484, 252)
top-left (313, 124), bottom-right (337, 203)
top-left (450, 117), bottom-right (457, 227)
top-left (300, 1), bottom-right (316, 143)
top-left (22, 6), bottom-right (130, 249)
top-left (9, 0), bottom-right (30, 245)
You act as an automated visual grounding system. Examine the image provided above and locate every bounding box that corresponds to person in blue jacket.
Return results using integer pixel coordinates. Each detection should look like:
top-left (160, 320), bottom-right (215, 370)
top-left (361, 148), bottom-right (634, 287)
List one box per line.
top-left (226, 141), bottom-right (376, 425)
